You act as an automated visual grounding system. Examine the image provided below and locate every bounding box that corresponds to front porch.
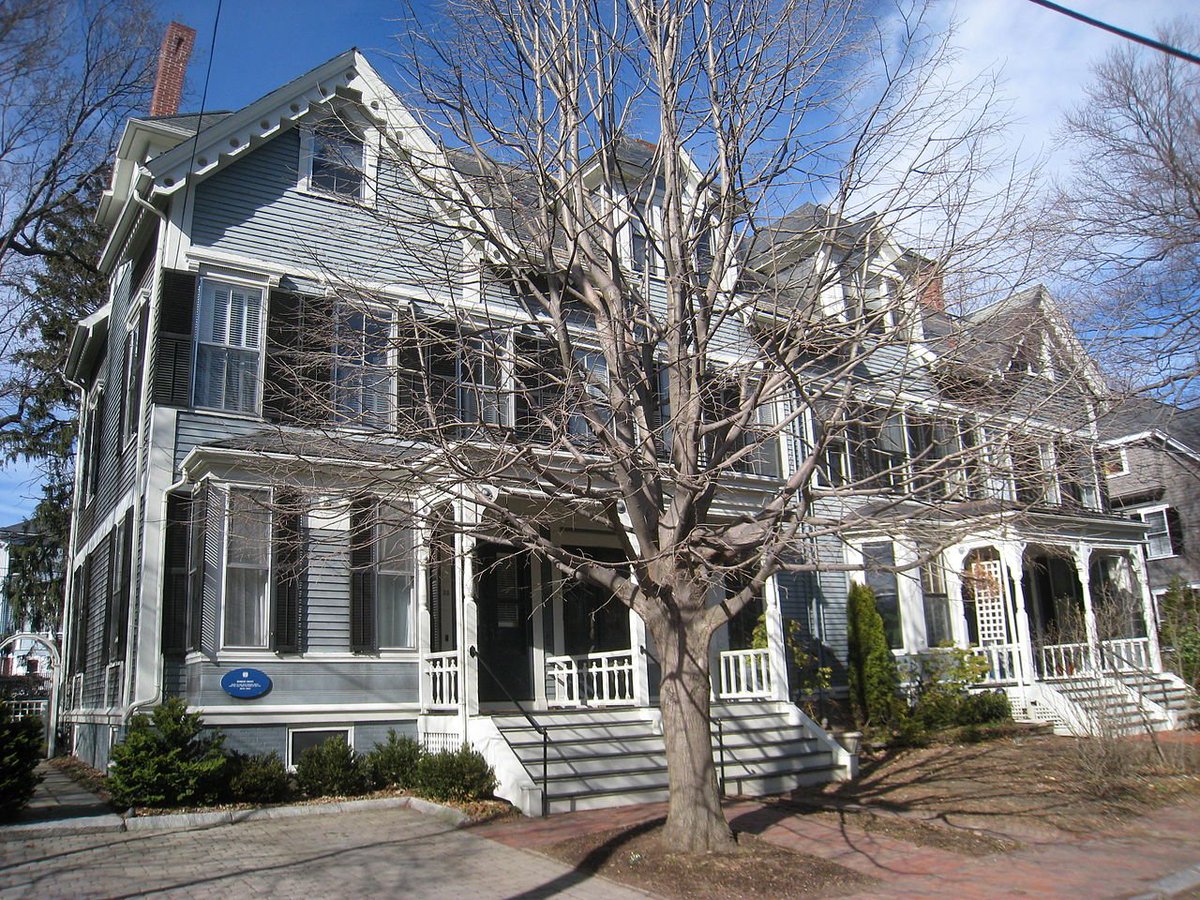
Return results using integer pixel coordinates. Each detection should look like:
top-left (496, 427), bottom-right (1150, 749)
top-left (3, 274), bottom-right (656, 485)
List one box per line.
top-left (942, 539), bottom-right (1195, 734)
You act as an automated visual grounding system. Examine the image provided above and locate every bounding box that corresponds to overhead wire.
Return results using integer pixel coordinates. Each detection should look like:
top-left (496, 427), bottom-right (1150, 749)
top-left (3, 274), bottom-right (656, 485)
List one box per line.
top-left (1022, 0), bottom-right (1200, 66)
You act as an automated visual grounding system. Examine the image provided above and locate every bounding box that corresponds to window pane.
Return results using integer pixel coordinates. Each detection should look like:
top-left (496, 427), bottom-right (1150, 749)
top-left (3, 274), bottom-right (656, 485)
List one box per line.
top-left (378, 573), bottom-right (413, 648)
top-left (196, 280), bottom-right (263, 412)
top-left (311, 131), bottom-right (365, 197)
top-left (333, 306), bottom-right (394, 426)
top-left (225, 491), bottom-right (270, 647)
top-left (862, 542), bottom-right (902, 649)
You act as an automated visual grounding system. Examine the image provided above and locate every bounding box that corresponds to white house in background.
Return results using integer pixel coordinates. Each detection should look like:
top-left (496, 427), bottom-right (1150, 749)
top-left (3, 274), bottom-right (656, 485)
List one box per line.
top-left (58, 48), bottom-right (1192, 816)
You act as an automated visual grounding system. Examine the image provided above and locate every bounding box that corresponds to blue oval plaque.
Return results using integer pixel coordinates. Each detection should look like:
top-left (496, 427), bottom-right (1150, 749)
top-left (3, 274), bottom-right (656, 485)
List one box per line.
top-left (221, 668), bottom-right (272, 699)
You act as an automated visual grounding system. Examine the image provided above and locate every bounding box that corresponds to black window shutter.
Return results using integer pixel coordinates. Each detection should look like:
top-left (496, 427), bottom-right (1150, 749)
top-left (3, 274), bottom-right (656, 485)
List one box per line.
top-left (264, 290), bottom-right (303, 423)
top-left (154, 270), bottom-right (197, 407)
top-left (162, 493), bottom-right (191, 654)
top-left (100, 529), bottom-right (118, 666)
top-left (114, 511), bottom-right (133, 662)
top-left (349, 499), bottom-right (377, 652)
top-left (272, 493), bottom-right (305, 653)
top-left (1167, 506), bottom-right (1185, 555)
top-left (187, 486), bottom-right (207, 651)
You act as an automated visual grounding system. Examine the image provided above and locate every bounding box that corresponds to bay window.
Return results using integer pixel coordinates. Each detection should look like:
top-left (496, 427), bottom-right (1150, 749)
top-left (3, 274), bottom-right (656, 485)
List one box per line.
top-left (334, 305), bottom-right (394, 427)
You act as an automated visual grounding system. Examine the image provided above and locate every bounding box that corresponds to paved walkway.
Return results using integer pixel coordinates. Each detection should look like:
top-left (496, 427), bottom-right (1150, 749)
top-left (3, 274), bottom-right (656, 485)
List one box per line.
top-left (474, 794), bottom-right (1200, 898)
top-left (0, 806), bottom-right (646, 898)
top-left (13, 762), bottom-right (114, 826)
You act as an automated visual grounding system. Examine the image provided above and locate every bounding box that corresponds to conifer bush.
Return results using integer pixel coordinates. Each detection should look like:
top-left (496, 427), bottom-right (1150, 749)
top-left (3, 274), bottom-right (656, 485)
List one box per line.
top-left (0, 704), bottom-right (44, 820)
top-left (295, 735), bottom-right (367, 798)
top-left (414, 745), bottom-right (496, 802)
top-left (846, 581), bottom-right (904, 729)
top-left (364, 729), bottom-right (423, 791)
top-left (226, 751), bottom-right (291, 803)
top-left (107, 698), bottom-right (227, 809)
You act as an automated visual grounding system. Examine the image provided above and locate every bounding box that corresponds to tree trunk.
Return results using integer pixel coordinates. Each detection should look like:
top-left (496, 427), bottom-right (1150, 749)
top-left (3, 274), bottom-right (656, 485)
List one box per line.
top-left (654, 614), bottom-right (735, 852)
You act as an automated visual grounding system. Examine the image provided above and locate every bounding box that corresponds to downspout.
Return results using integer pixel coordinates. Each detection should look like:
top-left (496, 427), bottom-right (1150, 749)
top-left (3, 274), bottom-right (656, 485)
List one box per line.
top-left (59, 371), bottom-right (87, 754)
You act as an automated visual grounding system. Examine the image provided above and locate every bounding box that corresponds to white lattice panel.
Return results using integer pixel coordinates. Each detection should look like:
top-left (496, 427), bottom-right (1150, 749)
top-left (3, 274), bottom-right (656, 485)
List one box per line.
top-left (971, 558), bottom-right (1008, 644)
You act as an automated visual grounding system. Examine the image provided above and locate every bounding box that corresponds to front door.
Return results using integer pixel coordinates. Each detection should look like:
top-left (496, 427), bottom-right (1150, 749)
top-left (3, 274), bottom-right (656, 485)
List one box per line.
top-left (476, 544), bottom-right (533, 702)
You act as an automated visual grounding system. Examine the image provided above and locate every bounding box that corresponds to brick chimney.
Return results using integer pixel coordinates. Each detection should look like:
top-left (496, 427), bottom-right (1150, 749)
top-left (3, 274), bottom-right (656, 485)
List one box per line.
top-left (149, 22), bottom-right (196, 117)
top-left (917, 264), bottom-right (945, 314)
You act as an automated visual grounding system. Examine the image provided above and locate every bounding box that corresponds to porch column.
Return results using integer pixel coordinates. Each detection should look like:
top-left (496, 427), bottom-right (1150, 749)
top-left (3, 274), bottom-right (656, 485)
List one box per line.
top-left (942, 545), bottom-right (970, 647)
top-left (416, 516), bottom-right (432, 712)
top-left (458, 499), bottom-right (480, 719)
top-left (1071, 543), bottom-right (1099, 662)
top-left (629, 607), bottom-right (650, 707)
top-left (1128, 550), bottom-right (1164, 671)
top-left (999, 542), bottom-right (1035, 684)
top-left (763, 574), bottom-right (790, 702)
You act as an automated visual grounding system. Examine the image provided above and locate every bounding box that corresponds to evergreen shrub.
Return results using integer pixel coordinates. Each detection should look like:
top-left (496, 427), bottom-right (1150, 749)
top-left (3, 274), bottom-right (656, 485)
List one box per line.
top-left (364, 730), bottom-right (423, 790)
top-left (0, 704), bottom-right (44, 820)
top-left (226, 751), bottom-right (291, 803)
top-left (414, 745), bottom-right (496, 802)
top-left (295, 735), bottom-right (367, 798)
top-left (846, 582), bottom-right (903, 729)
top-left (107, 698), bottom-right (227, 809)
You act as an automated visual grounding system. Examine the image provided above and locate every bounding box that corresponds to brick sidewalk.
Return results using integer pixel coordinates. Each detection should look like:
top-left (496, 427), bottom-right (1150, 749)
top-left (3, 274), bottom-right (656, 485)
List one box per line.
top-left (474, 793), bottom-right (1200, 898)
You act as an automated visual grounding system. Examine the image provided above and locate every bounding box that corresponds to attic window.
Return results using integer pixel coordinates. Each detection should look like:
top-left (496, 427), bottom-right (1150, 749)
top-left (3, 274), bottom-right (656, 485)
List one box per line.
top-left (302, 123), bottom-right (367, 200)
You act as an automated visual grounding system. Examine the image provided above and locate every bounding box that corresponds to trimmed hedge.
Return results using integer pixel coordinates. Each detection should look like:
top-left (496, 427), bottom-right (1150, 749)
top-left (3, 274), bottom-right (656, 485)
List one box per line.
top-left (364, 730), bottom-right (423, 791)
top-left (415, 746), bottom-right (496, 802)
top-left (107, 698), bottom-right (227, 809)
top-left (227, 751), bottom-right (291, 803)
top-left (295, 735), bottom-right (368, 798)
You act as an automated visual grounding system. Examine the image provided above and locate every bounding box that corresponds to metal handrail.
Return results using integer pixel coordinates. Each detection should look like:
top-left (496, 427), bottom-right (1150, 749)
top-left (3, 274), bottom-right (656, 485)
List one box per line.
top-left (469, 646), bottom-right (550, 816)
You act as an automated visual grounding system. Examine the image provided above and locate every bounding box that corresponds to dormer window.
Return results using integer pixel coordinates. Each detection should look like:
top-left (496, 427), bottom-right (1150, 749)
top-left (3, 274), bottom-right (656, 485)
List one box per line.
top-left (301, 121), bottom-right (370, 201)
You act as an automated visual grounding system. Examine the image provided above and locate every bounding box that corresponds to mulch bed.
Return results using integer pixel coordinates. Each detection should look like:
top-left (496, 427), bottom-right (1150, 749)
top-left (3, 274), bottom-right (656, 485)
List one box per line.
top-left (538, 817), bottom-right (875, 899)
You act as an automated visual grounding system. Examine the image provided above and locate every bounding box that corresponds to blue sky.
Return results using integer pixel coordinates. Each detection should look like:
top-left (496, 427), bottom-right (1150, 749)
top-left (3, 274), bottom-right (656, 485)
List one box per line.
top-left (0, 0), bottom-right (1187, 526)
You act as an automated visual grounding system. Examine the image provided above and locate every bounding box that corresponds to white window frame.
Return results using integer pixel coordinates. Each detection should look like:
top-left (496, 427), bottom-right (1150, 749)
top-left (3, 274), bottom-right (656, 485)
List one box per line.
top-left (1132, 505), bottom-right (1176, 560)
top-left (375, 502), bottom-right (416, 650)
top-left (1101, 446), bottom-right (1129, 477)
top-left (122, 290), bottom-right (150, 448)
top-left (459, 334), bottom-right (513, 428)
top-left (220, 487), bottom-right (273, 650)
top-left (193, 274), bottom-right (267, 415)
top-left (287, 725), bottom-right (354, 771)
top-left (333, 302), bottom-right (396, 428)
top-left (299, 121), bottom-right (377, 206)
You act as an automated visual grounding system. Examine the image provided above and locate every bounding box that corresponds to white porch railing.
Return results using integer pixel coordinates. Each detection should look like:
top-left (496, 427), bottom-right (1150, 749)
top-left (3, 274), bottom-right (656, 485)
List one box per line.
top-left (423, 650), bottom-right (460, 710)
top-left (718, 648), bottom-right (773, 700)
top-left (546, 650), bottom-right (636, 707)
top-left (1040, 637), bottom-right (1153, 679)
top-left (1100, 637), bottom-right (1152, 672)
top-left (971, 643), bottom-right (1020, 684)
top-left (1040, 641), bottom-right (1091, 679)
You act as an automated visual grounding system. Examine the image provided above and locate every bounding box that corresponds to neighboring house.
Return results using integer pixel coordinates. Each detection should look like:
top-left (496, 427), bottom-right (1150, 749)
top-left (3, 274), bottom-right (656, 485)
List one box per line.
top-left (58, 49), bottom-right (1189, 814)
top-left (1100, 400), bottom-right (1200, 598)
top-left (0, 520), bottom-right (57, 680)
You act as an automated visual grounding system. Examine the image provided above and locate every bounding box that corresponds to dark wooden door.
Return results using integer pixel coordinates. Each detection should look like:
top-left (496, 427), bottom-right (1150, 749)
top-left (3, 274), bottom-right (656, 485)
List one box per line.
top-left (476, 544), bottom-right (533, 702)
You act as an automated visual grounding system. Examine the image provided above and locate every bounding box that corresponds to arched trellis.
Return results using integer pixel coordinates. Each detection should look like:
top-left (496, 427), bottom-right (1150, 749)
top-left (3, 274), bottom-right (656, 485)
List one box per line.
top-left (0, 632), bottom-right (60, 756)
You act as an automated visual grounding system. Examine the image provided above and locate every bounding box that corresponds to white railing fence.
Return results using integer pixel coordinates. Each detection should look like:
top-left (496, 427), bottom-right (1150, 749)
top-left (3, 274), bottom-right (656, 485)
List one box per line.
top-left (971, 643), bottom-right (1020, 684)
top-left (1039, 637), bottom-right (1153, 679)
top-left (546, 650), bottom-right (636, 707)
top-left (423, 650), bottom-right (460, 710)
top-left (718, 648), bottom-right (773, 700)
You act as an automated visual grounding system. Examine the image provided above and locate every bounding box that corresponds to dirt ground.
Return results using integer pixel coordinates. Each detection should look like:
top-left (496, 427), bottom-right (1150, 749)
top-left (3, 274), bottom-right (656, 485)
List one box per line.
top-left (535, 729), bottom-right (1200, 898)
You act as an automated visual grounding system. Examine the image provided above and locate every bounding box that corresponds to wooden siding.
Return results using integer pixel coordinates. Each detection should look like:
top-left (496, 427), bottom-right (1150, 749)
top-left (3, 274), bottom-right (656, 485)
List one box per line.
top-left (306, 522), bottom-right (352, 651)
top-left (185, 658), bottom-right (419, 707)
top-left (191, 126), bottom-right (462, 294)
top-left (174, 413), bottom-right (264, 473)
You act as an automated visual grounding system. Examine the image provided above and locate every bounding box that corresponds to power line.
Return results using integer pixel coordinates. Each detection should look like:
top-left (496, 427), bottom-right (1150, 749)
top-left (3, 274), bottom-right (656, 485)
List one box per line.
top-left (1023, 0), bottom-right (1200, 66)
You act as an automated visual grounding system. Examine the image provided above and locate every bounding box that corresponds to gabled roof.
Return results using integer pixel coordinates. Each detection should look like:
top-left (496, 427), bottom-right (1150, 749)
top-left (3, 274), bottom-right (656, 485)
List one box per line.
top-left (63, 303), bottom-right (111, 386)
top-left (99, 49), bottom-right (446, 273)
top-left (1099, 396), bottom-right (1200, 460)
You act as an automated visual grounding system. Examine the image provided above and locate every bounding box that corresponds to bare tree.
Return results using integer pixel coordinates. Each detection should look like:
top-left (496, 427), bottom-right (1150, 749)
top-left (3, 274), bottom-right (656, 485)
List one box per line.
top-left (1061, 20), bottom-right (1200, 404)
top-left (0, 0), bottom-right (160, 431)
top-left (246, 0), bottom-right (1094, 851)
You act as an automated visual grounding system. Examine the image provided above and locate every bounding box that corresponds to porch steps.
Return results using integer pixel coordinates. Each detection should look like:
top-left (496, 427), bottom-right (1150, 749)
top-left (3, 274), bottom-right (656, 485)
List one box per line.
top-left (1047, 675), bottom-right (1170, 735)
top-left (1115, 672), bottom-right (1200, 729)
top-left (491, 701), bottom-right (848, 815)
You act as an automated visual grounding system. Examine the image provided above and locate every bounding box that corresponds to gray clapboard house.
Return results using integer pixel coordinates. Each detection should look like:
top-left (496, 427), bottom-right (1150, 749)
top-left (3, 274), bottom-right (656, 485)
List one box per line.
top-left (59, 50), bottom-right (1189, 816)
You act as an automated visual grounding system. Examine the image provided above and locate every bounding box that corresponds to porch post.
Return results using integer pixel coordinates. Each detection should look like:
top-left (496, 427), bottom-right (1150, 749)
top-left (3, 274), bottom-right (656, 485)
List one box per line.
top-left (416, 515), bottom-right (432, 712)
top-left (943, 545), bottom-right (970, 647)
top-left (1071, 543), bottom-right (1099, 665)
top-left (458, 499), bottom-right (480, 719)
top-left (629, 607), bottom-right (650, 707)
top-left (999, 542), bottom-right (1035, 684)
top-left (763, 574), bottom-right (790, 702)
top-left (1128, 550), bottom-right (1163, 671)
